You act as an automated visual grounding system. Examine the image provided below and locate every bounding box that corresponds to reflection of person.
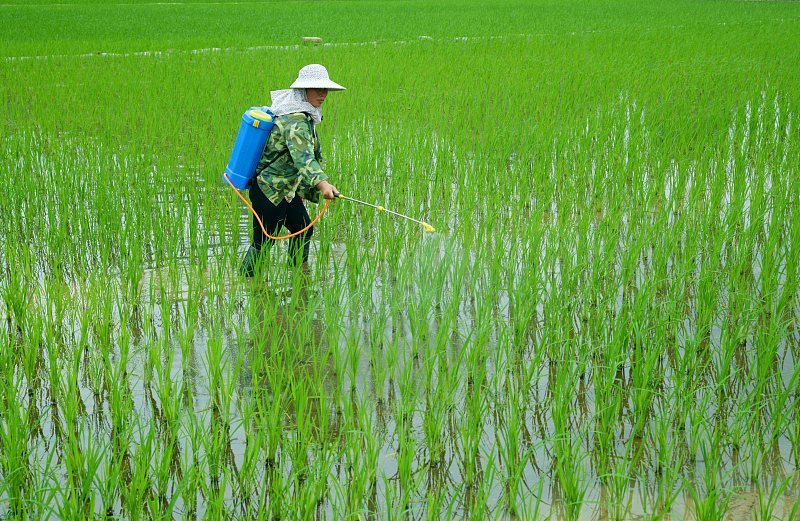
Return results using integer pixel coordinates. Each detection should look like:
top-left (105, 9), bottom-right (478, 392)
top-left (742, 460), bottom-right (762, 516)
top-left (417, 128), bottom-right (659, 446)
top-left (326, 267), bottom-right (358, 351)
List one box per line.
top-left (240, 64), bottom-right (345, 277)
top-left (237, 284), bottom-right (339, 442)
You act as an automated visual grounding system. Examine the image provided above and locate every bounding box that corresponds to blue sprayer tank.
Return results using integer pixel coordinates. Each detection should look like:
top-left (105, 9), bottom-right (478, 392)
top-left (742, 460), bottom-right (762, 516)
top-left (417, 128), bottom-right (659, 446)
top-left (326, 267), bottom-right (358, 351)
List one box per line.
top-left (223, 107), bottom-right (275, 190)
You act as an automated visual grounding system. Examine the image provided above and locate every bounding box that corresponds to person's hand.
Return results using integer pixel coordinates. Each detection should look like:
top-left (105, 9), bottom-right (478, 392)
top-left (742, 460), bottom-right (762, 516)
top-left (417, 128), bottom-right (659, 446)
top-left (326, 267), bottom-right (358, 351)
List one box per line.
top-left (316, 180), bottom-right (338, 200)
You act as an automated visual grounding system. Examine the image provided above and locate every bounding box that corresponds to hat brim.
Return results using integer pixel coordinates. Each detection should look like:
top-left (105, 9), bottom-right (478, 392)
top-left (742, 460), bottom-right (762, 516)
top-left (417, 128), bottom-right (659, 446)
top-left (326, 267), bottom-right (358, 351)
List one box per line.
top-left (290, 79), bottom-right (346, 91)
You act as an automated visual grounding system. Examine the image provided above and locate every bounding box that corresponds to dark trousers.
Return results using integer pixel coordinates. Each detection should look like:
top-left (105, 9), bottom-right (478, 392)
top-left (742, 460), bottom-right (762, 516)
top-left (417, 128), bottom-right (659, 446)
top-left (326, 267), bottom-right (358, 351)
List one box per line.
top-left (249, 180), bottom-right (312, 266)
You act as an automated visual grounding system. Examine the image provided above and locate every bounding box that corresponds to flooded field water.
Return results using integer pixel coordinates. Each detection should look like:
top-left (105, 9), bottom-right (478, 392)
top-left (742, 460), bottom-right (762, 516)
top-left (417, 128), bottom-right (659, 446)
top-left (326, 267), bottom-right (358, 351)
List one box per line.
top-left (2, 201), bottom-right (797, 518)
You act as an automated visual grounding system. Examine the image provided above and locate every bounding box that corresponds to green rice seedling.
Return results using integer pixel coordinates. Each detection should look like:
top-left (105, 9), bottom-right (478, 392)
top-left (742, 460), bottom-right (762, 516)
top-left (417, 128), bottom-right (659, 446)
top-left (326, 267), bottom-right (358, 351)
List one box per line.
top-left (791, 410), bottom-right (800, 471)
top-left (750, 476), bottom-right (793, 521)
top-left (153, 378), bottom-right (184, 474)
top-left (150, 411), bottom-right (182, 512)
top-left (627, 293), bottom-right (665, 443)
top-left (232, 397), bottom-right (264, 514)
top-left (287, 377), bottom-right (315, 484)
top-left (644, 404), bottom-right (684, 517)
top-left (492, 343), bottom-right (533, 517)
top-left (106, 361), bottom-right (134, 482)
top-left (175, 426), bottom-right (202, 519)
top-left (553, 435), bottom-right (588, 520)
top-left (686, 428), bottom-right (733, 521)
top-left (117, 424), bottom-right (154, 518)
top-left (59, 418), bottom-right (105, 520)
top-left (406, 292), bottom-right (433, 362)
top-left (0, 369), bottom-right (32, 517)
top-left (591, 351), bottom-right (624, 474)
top-left (259, 364), bottom-right (287, 471)
top-left (552, 412), bottom-right (588, 520)
top-left (332, 405), bottom-right (379, 518)
top-left (12, 444), bottom-right (59, 521)
top-left (464, 452), bottom-right (496, 521)
top-left (342, 326), bottom-right (363, 396)
top-left (302, 451), bottom-right (338, 519)
top-left (1, 246), bottom-right (35, 340)
top-left (264, 454), bottom-right (291, 519)
top-left (420, 334), bottom-right (458, 472)
top-left (767, 362), bottom-right (800, 454)
top-left (458, 372), bottom-right (488, 492)
top-left (395, 390), bottom-right (420, 515)
top-left (367, 303), bottom-right (391, 404)
top-left (600, 445), bottom-right (638, 521)
top-left (97, 445), bottom-right (123, 518)
top-left (685, 387), bottom-right (713, 461)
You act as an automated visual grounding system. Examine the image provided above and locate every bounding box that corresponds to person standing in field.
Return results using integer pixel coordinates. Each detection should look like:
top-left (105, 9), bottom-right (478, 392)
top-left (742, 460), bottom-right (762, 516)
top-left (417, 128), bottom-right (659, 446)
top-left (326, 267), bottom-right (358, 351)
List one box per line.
top-left (240, 64), bottom-right (344, 277)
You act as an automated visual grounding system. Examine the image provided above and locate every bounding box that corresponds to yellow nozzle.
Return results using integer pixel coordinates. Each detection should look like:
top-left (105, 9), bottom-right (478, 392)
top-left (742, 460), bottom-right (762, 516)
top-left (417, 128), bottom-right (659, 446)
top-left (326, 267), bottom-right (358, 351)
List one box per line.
top-left (377, 206), bottom-right (385, 212)
top-left (421, 222), bottom-right (436, 233)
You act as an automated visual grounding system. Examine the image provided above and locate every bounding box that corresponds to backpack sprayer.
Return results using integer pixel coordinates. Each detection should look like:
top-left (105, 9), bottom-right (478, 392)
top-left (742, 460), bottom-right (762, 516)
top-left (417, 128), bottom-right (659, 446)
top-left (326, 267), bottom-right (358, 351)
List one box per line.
top-left (223, 107), bottom-right (435, 238)
top-left (224, 107), bottom-right (275, 191)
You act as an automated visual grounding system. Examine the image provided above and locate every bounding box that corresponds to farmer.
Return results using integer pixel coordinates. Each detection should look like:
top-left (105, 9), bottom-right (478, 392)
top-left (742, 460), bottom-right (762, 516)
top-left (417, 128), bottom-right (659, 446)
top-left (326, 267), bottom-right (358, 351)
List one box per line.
top-left (240, 64), bottom-right (344, 277)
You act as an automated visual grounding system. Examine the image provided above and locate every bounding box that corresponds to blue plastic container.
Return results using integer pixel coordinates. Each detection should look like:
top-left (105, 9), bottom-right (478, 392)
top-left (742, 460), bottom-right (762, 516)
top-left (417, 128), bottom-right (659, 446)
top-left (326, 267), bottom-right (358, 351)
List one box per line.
top-left (223, 107), bottom-right (275, 190)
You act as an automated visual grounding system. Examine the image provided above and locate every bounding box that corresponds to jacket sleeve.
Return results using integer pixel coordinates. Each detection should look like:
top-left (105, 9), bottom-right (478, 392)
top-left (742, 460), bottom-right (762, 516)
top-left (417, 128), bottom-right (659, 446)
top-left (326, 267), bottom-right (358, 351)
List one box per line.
top-left (282, 115), bottom-right (328, 188)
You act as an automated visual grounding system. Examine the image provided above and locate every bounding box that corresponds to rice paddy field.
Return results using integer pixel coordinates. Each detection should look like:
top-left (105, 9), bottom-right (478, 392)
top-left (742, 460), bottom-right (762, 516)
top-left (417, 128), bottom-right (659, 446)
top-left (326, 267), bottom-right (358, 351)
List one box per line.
top-left (2, 0), bottom-right (800, 519)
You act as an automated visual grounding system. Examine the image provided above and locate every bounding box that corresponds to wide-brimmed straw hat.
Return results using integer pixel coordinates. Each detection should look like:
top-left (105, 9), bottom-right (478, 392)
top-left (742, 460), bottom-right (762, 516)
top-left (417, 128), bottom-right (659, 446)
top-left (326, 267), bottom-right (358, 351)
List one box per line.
top-left (290, 64), bottom-right (346, 91)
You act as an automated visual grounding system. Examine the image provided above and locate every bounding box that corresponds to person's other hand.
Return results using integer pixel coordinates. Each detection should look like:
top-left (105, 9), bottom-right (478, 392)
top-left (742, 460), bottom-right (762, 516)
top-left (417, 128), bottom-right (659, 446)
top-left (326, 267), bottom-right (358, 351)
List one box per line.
top-left (317, 180), bottom-right (338, 200)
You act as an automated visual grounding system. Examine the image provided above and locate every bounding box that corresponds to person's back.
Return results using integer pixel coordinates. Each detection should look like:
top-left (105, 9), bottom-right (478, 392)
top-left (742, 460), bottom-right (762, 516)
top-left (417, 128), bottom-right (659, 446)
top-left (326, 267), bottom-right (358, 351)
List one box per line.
top-left (255, 112), bottom-right (326, 207)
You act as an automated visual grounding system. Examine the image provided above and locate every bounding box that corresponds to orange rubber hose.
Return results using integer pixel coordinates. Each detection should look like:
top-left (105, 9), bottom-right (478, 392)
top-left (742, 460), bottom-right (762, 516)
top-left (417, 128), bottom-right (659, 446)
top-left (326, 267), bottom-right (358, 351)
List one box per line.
top-left (224, 172), bottom-right (330, 241)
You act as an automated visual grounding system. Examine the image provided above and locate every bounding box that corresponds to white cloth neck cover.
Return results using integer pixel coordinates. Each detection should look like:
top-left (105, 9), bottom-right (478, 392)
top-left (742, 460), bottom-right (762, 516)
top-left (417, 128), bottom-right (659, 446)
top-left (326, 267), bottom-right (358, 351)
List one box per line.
top-left (269, 89), bottom-right (322, 124)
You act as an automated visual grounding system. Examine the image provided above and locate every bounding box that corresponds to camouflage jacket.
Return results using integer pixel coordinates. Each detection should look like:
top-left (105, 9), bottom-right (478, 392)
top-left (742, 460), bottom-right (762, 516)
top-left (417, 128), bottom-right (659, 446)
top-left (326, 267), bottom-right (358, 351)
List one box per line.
top-left (254, 112), bottom-right (327, 205)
